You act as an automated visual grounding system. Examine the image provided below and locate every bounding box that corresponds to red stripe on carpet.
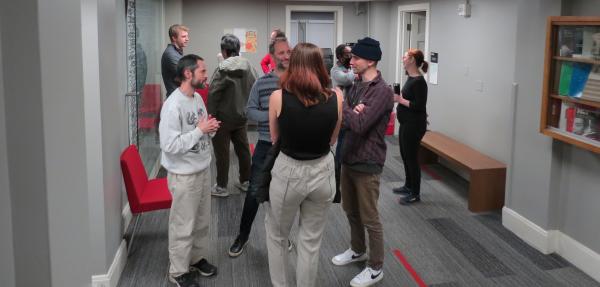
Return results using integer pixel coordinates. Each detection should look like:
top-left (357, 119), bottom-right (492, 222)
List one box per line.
top-left (393, 249), bottom-right (427, 287)
top-left (420, 164), bottom-right (441, 180)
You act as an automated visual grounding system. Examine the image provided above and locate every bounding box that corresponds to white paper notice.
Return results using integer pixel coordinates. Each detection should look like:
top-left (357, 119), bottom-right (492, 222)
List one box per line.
top-left (429, 52), bottom-right (438, 85)
top-left (429, 62), bottom-right (438, 85)
top-left (233, 28), bottom-right (246, 53)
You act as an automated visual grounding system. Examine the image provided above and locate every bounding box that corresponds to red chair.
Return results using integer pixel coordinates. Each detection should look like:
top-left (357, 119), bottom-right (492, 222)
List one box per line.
top-left (120, 145), bottom-right (172, 252)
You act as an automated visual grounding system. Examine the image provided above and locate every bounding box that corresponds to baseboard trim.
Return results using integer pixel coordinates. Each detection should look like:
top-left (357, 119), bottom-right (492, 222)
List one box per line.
top-left (503, 207), bottom-right (600, 282)
top-left (557, 232), bottom-right (600, 282)
top-left (91, 240), bottom-right (127, 287)
top-left (502, 207), bottom-right (558, 254)
top-left (122, 203), bottom-right (132, 234)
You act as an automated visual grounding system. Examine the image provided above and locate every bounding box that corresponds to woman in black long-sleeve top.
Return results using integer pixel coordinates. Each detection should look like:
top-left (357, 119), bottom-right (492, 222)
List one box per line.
top-left (394, 49), bottom-right (429, 205)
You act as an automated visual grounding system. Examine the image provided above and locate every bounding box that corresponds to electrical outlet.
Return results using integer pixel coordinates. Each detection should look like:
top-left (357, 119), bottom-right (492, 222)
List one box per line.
top-left (476, 80), bottom-right (483, 92)
top-left (464, 65), bottom-right (470, 76)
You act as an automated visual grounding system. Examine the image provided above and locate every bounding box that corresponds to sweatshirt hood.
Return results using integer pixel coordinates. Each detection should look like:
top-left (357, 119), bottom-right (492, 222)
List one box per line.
top-left (218, 56), bottom-right (252, 77)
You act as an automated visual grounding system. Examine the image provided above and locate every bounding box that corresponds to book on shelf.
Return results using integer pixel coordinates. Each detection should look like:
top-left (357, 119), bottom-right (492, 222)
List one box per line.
top-left (581, 66), bottom-right (600, 102)
top-left (569, 63), bottom-right (592, 98)
top-left (559, 102), bottom-right (600, 142)
top-left (559, 102), bottom-right (576, 132)
top-left (558, 62), bottom-right (573, 95)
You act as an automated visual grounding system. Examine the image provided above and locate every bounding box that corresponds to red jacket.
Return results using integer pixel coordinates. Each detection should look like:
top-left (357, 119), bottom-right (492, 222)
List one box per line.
top-left (260, 53), bottom-right (275, 74)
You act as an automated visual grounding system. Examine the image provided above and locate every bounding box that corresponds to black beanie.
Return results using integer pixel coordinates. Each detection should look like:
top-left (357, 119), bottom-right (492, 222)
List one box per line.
top-left (351, 37), bottom-right (382, 61)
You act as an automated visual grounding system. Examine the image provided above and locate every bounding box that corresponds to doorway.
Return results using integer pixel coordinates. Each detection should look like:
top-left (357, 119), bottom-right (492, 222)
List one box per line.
top-left (396, 4), bottom-right (430, 85)
top-left (290, 11), bottom-right (336, 50)
top-left (285, 5), bottom-right (343, 49)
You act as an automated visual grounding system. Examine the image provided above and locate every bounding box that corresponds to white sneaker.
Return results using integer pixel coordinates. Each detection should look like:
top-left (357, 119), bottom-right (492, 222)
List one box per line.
top-left (350, 267), bottom-right (383, 287)
top-left (331, 248), bottom-right (368, 266)
top-left (235, 181), bottom-right (249, 192)
top-left (211, 184), bottom-right (229, 197)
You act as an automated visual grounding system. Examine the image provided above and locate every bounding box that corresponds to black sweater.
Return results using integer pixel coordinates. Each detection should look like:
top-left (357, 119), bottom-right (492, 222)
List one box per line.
top-left (396, 76), bottom-right (427, 124)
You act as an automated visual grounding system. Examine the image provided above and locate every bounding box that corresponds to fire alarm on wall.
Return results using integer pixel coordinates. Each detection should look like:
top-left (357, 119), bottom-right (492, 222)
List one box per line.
top-left (458, 2), bottom-right (471, 17)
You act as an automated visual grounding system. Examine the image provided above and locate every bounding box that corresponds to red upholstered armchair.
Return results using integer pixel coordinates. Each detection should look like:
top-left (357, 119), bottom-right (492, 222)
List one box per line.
top-left (120, 145), bottom-right (171, 251)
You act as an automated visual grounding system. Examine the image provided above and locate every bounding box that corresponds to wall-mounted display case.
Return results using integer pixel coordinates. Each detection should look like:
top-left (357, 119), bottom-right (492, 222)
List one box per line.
top-left (540, 16), bottom-right (600, 154)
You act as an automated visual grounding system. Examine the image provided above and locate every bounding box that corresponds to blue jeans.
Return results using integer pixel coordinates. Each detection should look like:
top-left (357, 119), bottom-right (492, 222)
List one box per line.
top-left (238, 140), bottom-right (272, 239)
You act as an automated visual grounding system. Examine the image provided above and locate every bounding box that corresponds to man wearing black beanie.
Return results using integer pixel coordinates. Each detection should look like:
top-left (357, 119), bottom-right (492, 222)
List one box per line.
top-left (331, 37), bottom-right (393, 287)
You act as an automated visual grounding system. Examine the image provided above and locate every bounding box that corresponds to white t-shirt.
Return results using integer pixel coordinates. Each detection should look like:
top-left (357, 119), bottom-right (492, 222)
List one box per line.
top-left (159, 88), bottom-right (213, 174)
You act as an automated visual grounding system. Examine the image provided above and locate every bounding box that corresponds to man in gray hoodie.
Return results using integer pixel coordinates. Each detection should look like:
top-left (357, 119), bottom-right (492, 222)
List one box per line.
top-left (208, 34), bottom-right (257, 197)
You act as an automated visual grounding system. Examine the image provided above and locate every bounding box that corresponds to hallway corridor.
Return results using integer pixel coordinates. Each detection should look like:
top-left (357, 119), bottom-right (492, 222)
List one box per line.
top-left (117, 135), bottom-right (599, 287)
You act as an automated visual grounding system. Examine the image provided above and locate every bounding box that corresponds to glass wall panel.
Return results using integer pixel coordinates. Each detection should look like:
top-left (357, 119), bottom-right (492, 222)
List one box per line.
top-left (135, 0), bottom-right (164, 173)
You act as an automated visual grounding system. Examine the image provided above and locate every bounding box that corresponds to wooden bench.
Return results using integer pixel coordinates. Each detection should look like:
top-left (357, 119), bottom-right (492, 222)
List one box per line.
top-left (418, 131), bottom-right (506, 212)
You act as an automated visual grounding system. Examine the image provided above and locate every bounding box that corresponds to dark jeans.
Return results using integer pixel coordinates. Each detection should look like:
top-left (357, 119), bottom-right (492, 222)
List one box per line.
top-left (211, 122), bottom-right (251, 187)
top-left (238, 140), bottom-right (272, 239)
top-left (334, 129), bottom-right (346, 191)
top-left (399, 122), bottom-right (426, 194)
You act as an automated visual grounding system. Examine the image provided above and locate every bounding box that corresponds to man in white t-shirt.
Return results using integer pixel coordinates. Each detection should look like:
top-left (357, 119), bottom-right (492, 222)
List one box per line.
top-left (159, 54), bottom-right (221, 287)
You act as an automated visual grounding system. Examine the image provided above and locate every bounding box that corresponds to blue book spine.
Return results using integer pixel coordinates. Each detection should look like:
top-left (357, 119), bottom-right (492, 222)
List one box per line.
top-left (569, 63), bottom-right (592, 98)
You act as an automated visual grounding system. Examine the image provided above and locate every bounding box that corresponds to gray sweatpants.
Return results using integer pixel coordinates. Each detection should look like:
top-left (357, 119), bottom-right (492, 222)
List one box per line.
top-left (167, 168), bottom-right (211, 276)
top-left (265, 152), bottom-right (335, 287)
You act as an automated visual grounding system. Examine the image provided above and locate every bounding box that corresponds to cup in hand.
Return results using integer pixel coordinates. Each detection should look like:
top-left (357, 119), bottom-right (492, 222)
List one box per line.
top-left (393, 83), bottom-right (401, 95)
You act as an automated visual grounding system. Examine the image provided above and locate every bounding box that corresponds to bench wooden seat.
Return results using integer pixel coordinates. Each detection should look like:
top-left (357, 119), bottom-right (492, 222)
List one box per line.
top-left (418, 131), bottom-right (506, 212)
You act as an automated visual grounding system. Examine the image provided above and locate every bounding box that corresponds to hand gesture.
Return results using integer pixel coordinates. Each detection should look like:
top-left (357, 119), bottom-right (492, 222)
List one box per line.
top-left (353, 103), bottom-right (365, 114)
top-left (197, 115), bottom-right (221, 134)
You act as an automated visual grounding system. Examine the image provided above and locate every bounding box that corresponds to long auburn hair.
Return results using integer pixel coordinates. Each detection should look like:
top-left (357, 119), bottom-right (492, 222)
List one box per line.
top-left (280, 43), bottom-right (332, 106)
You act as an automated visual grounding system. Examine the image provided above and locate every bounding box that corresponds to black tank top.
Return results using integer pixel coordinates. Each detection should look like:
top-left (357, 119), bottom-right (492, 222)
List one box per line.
top-left (278, 89), bottom-right (338, 160)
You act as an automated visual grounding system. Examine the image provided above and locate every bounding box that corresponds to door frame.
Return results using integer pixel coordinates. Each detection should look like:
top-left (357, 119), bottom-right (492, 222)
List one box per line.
top-left (285, 5), bottom-right (343, 47)
top-left (395, 3), bottom-right (430, 84)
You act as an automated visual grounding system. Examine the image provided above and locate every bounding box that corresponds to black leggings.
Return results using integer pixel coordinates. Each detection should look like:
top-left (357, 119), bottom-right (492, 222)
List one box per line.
top-left (399, 122), bottom-right (426, 194)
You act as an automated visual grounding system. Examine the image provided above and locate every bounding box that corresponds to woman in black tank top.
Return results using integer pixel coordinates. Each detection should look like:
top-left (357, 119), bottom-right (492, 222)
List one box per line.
top-left (264, 43), bottom-right (343, 287)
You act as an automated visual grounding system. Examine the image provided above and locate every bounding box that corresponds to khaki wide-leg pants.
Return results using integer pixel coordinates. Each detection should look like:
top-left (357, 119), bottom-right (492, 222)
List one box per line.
top-left (167, 168), bottom-right (211, 276)
top-left (265, 152), bottom-right (335, 287)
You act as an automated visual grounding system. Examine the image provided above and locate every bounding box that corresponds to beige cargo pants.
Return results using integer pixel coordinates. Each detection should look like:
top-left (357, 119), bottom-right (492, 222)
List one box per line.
top-left (167, 168), bottom-right (211, 277)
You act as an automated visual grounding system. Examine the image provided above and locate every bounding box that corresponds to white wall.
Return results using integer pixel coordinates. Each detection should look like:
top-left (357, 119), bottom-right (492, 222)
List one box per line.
top-left (557, 145), bottom-right (600, 252)
top-left (98, 0), bottom-right (129, 272)
top-left (179, 0), bottom-right (368, 78)
top-left (555, 0), bottom-right (600, 254)
top-left (38, 0), bottom-right (94, 284)
top-left (1, 0), bottom-right (128, 285)
top-left (427, 0), bottom-right (518, 164)
top-left (165, 0), bottom-right (183, 44)
top-left (182, 0), bottom-right (270, 76)
top-left (563, 0), bottom-right (600, 16)
top-left (1, 0), bottom-right (53, 285)
top-left (508, 0), bottom-right (560, 231)
top-left (369, 1), bottom-right (392, 81)
top-left (0, 25), bottom-right (16, 287)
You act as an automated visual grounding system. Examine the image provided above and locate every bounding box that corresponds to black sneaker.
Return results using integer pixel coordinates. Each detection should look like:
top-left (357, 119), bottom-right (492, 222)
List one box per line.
top-left (168, 272), bottom-right (200, 287)
top-left (190, 259), bottom-right (217, 277)
top-left (399, 192), bottom-right (421, 205)
top-left (288, 239), bottom-right (294, 252)
top-left (228, 235), bottom-right (249, 257)
top-left (392, 186), bottom-right (411, 195)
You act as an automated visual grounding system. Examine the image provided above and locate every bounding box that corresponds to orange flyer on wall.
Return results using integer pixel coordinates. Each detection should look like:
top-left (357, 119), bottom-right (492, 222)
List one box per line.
top-left (245, 30), bottom-right (257, 53)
